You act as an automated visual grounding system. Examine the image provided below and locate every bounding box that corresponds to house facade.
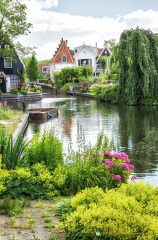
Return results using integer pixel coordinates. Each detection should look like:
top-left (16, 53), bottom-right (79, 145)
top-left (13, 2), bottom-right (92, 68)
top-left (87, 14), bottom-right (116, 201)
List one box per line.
top-left (39, 63), bottom-right (50, 79)
top-left (73, 43), bottom-right (111, 76)
top-left (50, 38), bottom-right (74, 79)
top-left (0, 44), bottom-right (25, 93)
top-left (74, 44), bottom-right (98, 72)
top-left (95, 47), bottom-right (112, 75)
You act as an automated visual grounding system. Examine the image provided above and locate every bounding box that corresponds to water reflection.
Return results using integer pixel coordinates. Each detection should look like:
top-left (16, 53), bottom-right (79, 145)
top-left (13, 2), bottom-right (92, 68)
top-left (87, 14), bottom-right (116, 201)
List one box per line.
top-left (21, 94), bottom-right (158, 186)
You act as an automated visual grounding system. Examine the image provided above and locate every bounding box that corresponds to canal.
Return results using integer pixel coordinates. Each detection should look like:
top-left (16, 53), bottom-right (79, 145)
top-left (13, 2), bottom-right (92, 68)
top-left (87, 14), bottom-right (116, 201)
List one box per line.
top-left (15, 93), bottom-right (158, 186)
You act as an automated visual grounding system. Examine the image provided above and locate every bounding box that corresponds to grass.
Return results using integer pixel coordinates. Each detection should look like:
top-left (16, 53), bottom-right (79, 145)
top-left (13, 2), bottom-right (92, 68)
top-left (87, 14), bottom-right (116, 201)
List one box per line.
top-left (0, 108), bottom-right (24, 135)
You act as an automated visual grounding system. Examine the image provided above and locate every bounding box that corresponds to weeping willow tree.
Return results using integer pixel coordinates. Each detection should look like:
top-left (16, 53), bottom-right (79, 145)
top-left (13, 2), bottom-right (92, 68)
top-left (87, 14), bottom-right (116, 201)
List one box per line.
top-left (116, 28), bottom-right (158, 105)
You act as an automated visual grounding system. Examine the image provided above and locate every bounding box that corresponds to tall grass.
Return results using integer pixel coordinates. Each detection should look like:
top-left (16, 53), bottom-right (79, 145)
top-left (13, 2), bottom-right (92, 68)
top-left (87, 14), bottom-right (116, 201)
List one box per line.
top-left (0, 130), bottom-right (26, 170)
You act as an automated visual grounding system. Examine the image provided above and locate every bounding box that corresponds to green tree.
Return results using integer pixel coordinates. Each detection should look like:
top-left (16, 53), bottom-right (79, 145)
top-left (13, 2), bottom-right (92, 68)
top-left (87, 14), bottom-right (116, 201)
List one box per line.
top-left (116, 28), bottom-right (158, 105)
top-left (15, 41), bottom-right (37, 59)
top-left (27, 54), bottom-right (40, 82)
top-left (0, 0), bottom-right (32, 57)
top-left (104, 39), bottom-right (116, 50)
top-left (99, 56), bottom-right (107, 73)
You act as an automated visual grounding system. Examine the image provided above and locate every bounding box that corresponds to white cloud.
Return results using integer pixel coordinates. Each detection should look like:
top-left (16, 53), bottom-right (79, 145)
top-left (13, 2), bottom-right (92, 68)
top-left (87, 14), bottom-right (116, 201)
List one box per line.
top-left (18, 1), bottom-right (158, 60)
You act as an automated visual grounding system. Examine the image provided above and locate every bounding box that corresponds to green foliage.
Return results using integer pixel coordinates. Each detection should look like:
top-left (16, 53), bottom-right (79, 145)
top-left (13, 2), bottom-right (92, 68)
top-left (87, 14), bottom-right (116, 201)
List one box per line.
top-left (0, 131), bottom-right (26, 170)
top-left (24, 132), bottom-right (63, 171)
top-left (19, 89), bottom-right (28, 95)
top-left (61, 83), bottom-right (74, 92)
top-left (117, 28), bottom-right (158, 105)
top-left (0, 108), bottom-right (23, 121)
top-left (54, 72), bottom-right (62, 89)
top-left (54, 66), bottom-right (94, 88)
top-left (29, 86), bottom-right (42, 92)
top-left (38, 59), bottom-right (50, 64)
top-left (58, 133), bottom-right (113, 195)
top-left (55, 198), bottom-right (73, 221)
top-left (26, 54), bottom-right (40, 82)
top-left (92, 84), bottom-right (118, 102)
top-left (0, 196), bottom-right (29, 216)
top-left (63, 184), bottom-right (158, 240)
top-left (118, 181), bottom-right (157, 205)
top-left (0, 0), bottom-right (32, 56)
top-left (99, 56), bottom-right (107, 73)
top-left (1, 163), bottom-right (55, 199)
top-left (11, 87), bottom-right (19, 94)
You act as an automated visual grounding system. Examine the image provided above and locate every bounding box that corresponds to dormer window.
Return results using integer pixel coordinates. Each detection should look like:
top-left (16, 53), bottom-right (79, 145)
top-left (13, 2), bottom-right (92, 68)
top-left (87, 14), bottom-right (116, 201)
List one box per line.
top-left (61, 55), bottom-right (67, 63)
top-left (4, 57), bottom-right (12, 68)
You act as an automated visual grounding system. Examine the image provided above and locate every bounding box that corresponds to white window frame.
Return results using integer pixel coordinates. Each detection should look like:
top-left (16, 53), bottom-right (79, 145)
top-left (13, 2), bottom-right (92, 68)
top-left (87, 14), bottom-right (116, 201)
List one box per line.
top-left (42, 66), bottom-right (49, 73)
top-left (4, 57), bottom-right (12, 68)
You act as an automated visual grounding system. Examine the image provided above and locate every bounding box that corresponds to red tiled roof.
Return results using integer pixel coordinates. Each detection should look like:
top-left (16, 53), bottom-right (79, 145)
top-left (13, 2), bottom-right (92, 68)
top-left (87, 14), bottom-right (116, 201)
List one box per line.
top-left (97, 48), bottom-right (103, 56)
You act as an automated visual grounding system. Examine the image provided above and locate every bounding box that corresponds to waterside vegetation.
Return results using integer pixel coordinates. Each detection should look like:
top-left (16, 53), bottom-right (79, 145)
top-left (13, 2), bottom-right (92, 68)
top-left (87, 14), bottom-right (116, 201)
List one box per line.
top-left (0, 107), bottom-right (158, 239)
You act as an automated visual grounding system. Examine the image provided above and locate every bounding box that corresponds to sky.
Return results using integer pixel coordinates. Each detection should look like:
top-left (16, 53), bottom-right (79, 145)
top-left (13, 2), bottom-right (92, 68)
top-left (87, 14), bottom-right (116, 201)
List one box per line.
top-left (18, 0), bottom-right (158, 60)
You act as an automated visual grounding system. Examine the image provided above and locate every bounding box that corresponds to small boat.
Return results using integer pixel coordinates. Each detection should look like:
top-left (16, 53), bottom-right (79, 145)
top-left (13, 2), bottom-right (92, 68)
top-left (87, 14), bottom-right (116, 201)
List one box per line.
top-left (27, 107), bottom-right (59, 121)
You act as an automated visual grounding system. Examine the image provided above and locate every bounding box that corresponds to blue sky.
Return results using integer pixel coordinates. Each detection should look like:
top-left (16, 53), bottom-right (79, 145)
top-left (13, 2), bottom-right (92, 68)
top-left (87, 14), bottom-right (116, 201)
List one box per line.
top-left (54, 0), bottom-right (157, 18)
top-left (19, 0), bottom-right (158, 60)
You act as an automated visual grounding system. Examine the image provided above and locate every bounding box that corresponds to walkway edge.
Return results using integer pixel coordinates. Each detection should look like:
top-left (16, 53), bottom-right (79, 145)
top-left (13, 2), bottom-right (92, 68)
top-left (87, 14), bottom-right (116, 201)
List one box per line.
top-left (12, 113), bottom-right (29, 144)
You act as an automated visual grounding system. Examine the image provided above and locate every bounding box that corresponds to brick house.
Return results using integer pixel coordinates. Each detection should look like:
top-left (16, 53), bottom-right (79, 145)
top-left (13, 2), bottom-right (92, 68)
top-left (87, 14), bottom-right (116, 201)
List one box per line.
top-left (50, 38), bottom-right (74, 79)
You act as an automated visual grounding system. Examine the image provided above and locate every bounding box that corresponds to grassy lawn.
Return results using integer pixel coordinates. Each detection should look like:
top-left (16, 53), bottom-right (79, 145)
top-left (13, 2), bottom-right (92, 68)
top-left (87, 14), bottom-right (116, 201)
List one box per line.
top-left (0, 108), bottom-right (25, 135)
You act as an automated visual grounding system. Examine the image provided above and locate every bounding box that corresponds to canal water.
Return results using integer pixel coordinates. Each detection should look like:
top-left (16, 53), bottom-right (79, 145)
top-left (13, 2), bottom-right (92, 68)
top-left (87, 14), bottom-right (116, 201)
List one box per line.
top-left (15, 94), bottom-right (158, 186)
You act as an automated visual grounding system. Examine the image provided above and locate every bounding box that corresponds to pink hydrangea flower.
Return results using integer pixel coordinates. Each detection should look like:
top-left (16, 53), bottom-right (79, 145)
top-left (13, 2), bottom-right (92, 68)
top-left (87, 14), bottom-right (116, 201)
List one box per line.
top-left (120, 153), bottom-right (129, 158)
top-left (106, 165), bottom-right (111, 169)
top-left (126, 167), bottom-right (130, 171)
top-left (125, 159), bottom-right (131, 164)
top-left (109, 173), bottom-right (114, 176)
top-left (132, 176), bottom-right (137, 179)
top-left (121, 163), bottom-right (128, 168)
top-left (114, 175), bottom-right (122, 181)
top-left (129, 165), bottom-right (135, 169)
top-left (109, 163), bottom-right (116, 167)
top-left (113, 153), bottom-right (121, 158)
top-left (104, 151), bottom-right (111, 156)
top-left (105, 159), bottom-right (111, 164)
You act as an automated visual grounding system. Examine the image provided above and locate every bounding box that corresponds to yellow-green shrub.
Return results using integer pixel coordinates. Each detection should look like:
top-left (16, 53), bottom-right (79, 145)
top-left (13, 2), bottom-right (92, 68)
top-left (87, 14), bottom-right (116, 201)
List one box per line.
top-left (0, 154), bottom-right (10, 193)
top-left (64, 184), bottom-right (158, 240)
top-left (1, 163), bottom-right (55, 199)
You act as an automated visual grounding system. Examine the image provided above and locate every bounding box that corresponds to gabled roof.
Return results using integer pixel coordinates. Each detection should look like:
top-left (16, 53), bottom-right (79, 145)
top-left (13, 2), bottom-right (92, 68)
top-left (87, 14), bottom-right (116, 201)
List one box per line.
top-left (51, 38), bottom-right (74, 63)
top-left (74, 44), bottom-right (98, 58)
top-left (97, 48), bottom-right (103, 56)
top-left (0, 72), bottom-right (6, 78)
top-left (96, 47), bottom-right (112, 63)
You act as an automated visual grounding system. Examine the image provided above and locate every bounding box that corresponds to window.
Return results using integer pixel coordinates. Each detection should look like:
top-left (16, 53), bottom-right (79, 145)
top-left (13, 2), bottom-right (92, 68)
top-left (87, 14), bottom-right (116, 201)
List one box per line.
top-left (9, 75), bottom-right (19, 86)
top-left (61, 55), bottom-right (67, 62)
top-left (75, 49), bottom-right (77, 53)
top-left (78, 59), bottom-right (92, 67)
top-left (42, 66), bottom-right (49, 73)
top-left (4, 57), bottom-right (12, 68)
